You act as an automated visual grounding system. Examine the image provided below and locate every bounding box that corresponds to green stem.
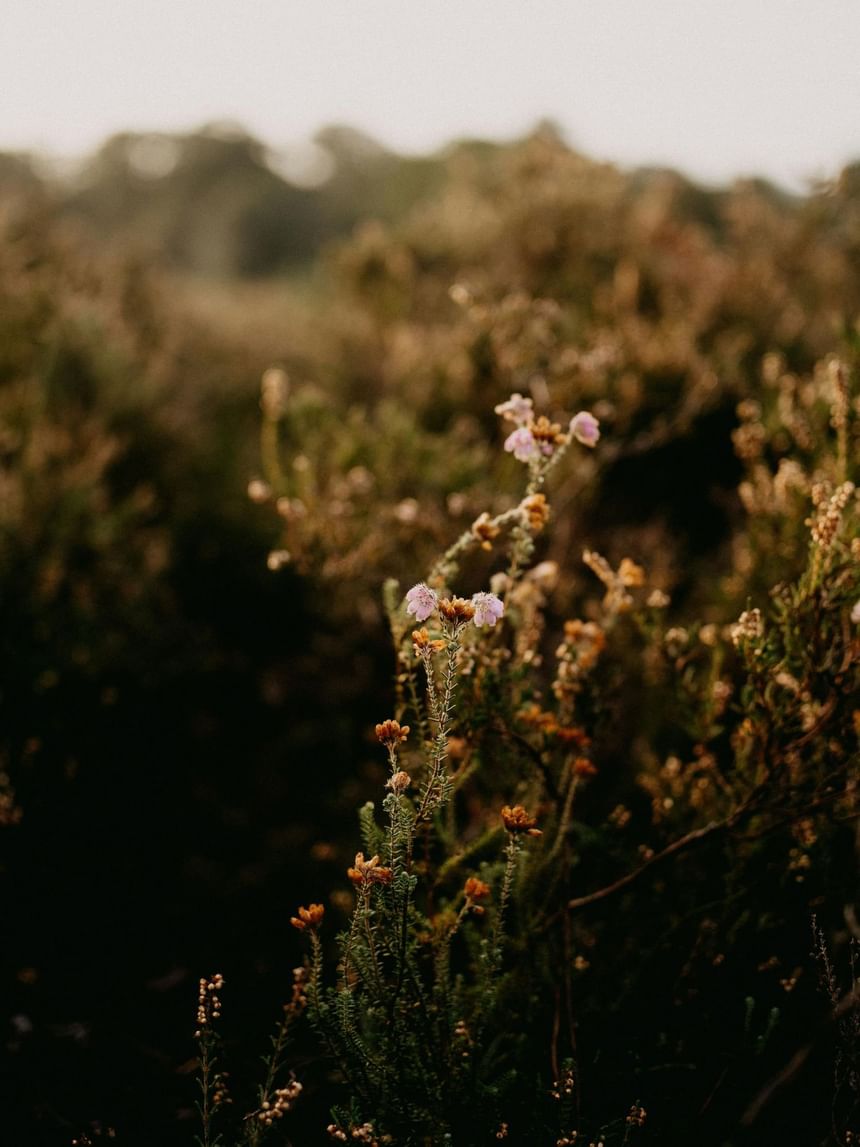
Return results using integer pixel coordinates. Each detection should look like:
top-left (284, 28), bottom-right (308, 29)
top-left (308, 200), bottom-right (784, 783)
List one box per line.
top-left (260, 416), bottom-right (285, 490)
top-left (416, 629), bottom-right (462, 820)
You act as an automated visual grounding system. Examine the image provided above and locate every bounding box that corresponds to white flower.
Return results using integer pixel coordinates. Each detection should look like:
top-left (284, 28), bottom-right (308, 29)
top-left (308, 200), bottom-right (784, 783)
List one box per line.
top-left (504, 427), bottom-right (539, 462)
top-left (494, 392), bottom-right (534, 426)
top-left (569, 411), bottom-right (600, 448)
top-left (471, 592), bottom-right (505, 628)
top-left (405, 582), bottom-right (438, 622)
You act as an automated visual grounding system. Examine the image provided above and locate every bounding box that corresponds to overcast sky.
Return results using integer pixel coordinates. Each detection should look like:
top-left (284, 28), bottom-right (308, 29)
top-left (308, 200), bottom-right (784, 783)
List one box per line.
top-left (5, 0), bottom-right (860, 189)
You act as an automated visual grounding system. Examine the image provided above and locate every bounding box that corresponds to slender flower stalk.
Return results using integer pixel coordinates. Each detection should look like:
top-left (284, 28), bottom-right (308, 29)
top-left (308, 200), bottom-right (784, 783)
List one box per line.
top-left (416, 623), bottom-right (464, 820)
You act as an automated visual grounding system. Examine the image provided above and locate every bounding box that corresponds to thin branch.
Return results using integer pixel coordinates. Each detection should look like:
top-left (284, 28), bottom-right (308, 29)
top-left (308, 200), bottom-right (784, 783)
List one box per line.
top-left (567, 684), bottom-right (851, 914)
top-left (566, 816), bottom-right (729, 913)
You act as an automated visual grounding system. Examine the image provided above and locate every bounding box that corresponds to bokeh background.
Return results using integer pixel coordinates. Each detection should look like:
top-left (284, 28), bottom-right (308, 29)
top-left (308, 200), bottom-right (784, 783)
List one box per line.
top-left (3, 3), bottom-right (860, 1144)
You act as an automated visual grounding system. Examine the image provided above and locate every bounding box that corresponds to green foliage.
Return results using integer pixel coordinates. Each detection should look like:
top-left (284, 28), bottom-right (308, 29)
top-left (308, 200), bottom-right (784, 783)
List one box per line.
top-left (0, 195), bottom-right (276, 813)
top-left (279, 356), bottom-right (858, 1144)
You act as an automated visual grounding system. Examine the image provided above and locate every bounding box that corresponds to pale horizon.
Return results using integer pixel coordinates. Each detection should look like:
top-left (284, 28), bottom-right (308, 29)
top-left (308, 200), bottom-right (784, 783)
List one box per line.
top-left (5, 0), bottom-right (860, 191)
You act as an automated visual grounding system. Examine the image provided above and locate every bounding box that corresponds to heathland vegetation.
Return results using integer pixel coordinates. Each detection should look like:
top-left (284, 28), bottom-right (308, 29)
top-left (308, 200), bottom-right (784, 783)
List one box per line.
top-left (1, 123), bottom-right (859, 1145)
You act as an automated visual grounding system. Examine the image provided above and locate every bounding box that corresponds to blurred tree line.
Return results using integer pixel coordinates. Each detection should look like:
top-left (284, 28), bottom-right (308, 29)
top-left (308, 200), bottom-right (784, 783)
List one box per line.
top-left (2, 122), bottom-right (460, 277)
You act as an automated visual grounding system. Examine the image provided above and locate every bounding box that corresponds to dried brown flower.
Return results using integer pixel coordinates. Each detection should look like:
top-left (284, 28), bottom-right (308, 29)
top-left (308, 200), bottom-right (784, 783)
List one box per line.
top-left (464, 876), bottom-right (491, 902)
top-left (347, 852), bottom-right (393, 887)
top-left (471, 512), bottom-right (501, 551)
top-left (554, 725), bottom-right (590, 748)
top-left (412, 628), bottom-right (446, 654)
top-left (501, 804), bottom-right (542, 836)
top-left (290, 903), bottom-right (325, 931)
top-left (375, 719), bottom-right (410, 747)
top-left (438, 597), bottom-right (476, 624)
top-left (573, 757), bottom-right (598, 777)
top-left (386, 770), bottom-right (411, 794)
top-left (521, 492), bottom-right (551, 532)
top-left (531, 415), bottom-right (566, 447)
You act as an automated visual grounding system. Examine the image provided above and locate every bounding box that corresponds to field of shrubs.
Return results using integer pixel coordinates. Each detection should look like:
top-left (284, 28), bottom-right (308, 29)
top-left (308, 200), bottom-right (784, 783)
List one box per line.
top-left (1, 125), bottom-right (859, 1145)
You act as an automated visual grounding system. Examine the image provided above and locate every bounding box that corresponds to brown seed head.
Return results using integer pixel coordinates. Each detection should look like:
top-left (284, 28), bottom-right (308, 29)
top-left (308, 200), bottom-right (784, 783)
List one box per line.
top-left (521, 492), bottom-right (551, 533)
top-left (290, 903), bottom-right (325, 931)
top-left (573, 757), bottom-right (598, 777)
top-left (347, 851), bottom-right (378, 882)
top-left (347, 852), bottom-right (393, 887)
top-left (501, 804), bottom-right (542, 836)
top-left (386, 770), bottom-right (411, 794)
top-left (531, 415), bottom-right (566, 446)
top-left (412, 628), bottom-right (446, 654)
top-left (438, 597), bottom-right (475, 624)
top-left (471, 512), bottom-right (501, 551)
top-left (375, 719), bottom-right (409, 747)
top-left (464, 876), bottom-right (492, 902)
top-left (555, 726), bottom-right (590, 748)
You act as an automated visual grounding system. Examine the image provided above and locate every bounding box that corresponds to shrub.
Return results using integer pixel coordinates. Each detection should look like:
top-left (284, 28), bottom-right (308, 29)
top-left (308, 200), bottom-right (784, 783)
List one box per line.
top-left (199, 355), bottom-right (859, 1144)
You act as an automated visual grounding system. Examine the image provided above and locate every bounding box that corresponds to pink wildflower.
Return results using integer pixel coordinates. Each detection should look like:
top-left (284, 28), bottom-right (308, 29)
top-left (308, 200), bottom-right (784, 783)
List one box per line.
top-left (569, 411), bottom-right (600, 447)
top-left (471, 592), bottom-right (505, 628)
top-left (494, 393), bottom-right (534, 426)
top-left (851, 599), bottom-right (860, 624)
top-left (406, 582), bottom-right (438, 622)
top-left (504, 427), bottom-right (539, 463)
